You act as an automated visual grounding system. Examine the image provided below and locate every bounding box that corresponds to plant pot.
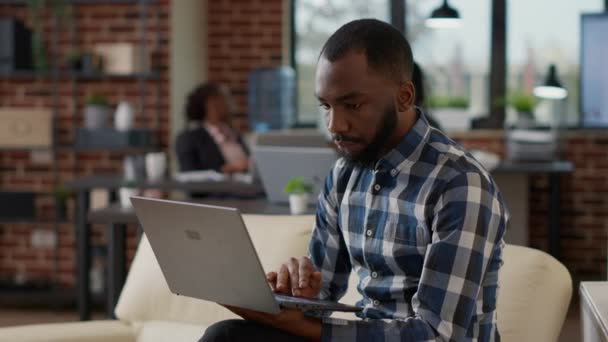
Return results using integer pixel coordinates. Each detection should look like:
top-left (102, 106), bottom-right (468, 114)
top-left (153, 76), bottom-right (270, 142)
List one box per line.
top-left (119, 187), bottom-right (138, 209)
top-left (288, 193), bottom-right (309, 215)
top-left (84, 105), bottom-right (110, 129)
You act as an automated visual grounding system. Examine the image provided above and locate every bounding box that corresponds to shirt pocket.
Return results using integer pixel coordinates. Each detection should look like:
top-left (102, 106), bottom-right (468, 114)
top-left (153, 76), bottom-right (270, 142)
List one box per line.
top-left (384, 214), bottom-right (428, 277)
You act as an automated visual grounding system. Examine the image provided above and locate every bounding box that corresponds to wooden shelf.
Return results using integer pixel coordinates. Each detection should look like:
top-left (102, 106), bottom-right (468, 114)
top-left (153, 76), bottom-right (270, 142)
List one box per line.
top-left (0, 70), bottom-right (161, 81)
top-left (0, 146), bottom-right (157, 154)
top-left (0, 0), bottom-right (156, 5)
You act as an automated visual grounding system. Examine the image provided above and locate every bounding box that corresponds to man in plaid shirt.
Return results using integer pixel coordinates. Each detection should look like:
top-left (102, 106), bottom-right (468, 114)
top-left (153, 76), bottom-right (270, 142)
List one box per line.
top-left (201, 19), bottom-right (508, 342)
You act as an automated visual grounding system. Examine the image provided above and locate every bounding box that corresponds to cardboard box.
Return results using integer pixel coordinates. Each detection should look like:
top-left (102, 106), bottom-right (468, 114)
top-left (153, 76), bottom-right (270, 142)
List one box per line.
top-left (0, 108), bottom-right (52, 148)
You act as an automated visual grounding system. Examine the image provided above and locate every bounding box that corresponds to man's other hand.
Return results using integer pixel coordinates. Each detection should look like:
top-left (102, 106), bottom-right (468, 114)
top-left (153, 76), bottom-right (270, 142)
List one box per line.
top-left (266, 256), bottom-right (322, 298)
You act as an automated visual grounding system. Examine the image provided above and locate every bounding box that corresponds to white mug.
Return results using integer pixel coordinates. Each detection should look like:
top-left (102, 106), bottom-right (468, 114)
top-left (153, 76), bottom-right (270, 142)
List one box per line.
top-left (145, 152), bottom-right (167, 182)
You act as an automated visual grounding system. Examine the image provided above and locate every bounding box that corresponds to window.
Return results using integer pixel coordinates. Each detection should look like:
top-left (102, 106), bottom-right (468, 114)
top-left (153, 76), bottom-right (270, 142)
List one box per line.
top-left (507, 1), bottom-right (605, 126)
top-left (407, 0), bottom-right (491, 130)
top-left (294, 0), bottom-right (389, 125)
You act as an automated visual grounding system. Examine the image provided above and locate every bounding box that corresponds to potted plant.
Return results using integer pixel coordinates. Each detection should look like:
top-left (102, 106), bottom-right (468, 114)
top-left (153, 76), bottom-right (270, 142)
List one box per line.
top-left (52, 185), bottom-right (71, 221)
top-left (119, 180), bottom-right (138, 209)
top-left (65, 49), bottom-right (83, 72)
top-left (497, 92), bottom-right (539, 128)
top-left (84, 94), bottom-right (110, 129)
top-left (283, 177), bottom-right (313, 215)
top-left (428, 95), bottom-right (471, 131)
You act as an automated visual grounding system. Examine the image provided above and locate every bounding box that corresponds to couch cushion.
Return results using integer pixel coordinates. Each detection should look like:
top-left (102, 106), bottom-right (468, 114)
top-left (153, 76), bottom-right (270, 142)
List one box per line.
top-left (0, 321), bottom-right (134, 342)
top-left (136, 321), bottom-right (207, 342)
top-left (115, 214), bottom-right (314, 326)
top-left (497, 245), bottom-right (572, 342)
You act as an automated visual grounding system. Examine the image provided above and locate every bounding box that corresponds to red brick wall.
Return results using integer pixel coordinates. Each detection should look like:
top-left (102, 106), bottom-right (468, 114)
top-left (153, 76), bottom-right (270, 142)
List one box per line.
top-left (0, 0), bottom-right (170, 288)
top-left (207, 0), bottom-right (284, 130)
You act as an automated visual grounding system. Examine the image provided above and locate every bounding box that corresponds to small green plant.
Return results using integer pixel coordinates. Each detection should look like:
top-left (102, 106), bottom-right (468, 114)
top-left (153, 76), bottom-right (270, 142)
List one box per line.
top-left (121, 180), bottom-right (138, 189)
top-left (495, 92), bottom-right (539, 113)
top-left (52, 185), bottom-right (71, 202)
top-left (283, 177), bottom-right (313, 195)
top-left (86, 94), bottom-right (109, 107)
top-left (65, 49), bottom-right (82, 62)
top-left (428, 96), bottom-right (470, 109)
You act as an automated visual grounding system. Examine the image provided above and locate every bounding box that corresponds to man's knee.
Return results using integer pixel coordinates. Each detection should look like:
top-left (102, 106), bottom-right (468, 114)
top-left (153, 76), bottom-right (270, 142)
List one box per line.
top-left (198, 320), bottom-right (246, 342)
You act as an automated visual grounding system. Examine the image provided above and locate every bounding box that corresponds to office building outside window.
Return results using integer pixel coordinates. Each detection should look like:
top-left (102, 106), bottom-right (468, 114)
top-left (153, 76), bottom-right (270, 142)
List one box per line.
top-left (294, 0), bottom-right (389, 126)
top-left (507, 0), bottom-right (604, 127)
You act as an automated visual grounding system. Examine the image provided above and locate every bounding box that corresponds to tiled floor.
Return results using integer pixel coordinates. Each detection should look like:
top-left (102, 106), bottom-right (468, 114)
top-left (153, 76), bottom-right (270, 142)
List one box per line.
top-left (0, 305), bottom-right (582, 340)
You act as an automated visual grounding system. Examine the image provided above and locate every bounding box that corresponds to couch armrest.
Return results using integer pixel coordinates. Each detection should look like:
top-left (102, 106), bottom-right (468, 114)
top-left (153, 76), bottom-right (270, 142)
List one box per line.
top-left (0, 320), bottom-right (135, 342)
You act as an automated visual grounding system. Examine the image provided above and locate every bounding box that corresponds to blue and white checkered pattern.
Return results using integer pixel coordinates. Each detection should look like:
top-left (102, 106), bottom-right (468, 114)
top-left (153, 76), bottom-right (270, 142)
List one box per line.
top-left (308, 113), bottom-right (509, 342)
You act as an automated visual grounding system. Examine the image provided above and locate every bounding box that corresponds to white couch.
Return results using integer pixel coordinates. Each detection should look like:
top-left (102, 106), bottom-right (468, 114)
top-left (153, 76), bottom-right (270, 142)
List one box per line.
top-left (0, 215), bottom-right (573, 342)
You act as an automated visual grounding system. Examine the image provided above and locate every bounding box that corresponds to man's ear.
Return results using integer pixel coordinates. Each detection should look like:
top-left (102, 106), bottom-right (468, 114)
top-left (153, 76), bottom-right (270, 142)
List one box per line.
top-left (396, 81), bottom-right (416, 113)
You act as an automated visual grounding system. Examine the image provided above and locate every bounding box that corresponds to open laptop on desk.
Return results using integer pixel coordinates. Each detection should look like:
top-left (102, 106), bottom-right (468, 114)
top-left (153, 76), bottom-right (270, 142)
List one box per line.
top-left (252, 146), bottom-right (338, 204)
top-left (131, 196), bottom-right (361, 314)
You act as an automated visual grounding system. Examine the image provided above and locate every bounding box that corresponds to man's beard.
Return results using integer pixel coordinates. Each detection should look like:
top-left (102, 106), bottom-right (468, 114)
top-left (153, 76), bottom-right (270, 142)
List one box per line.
top-left (333, 104), bottom-right (398, 168)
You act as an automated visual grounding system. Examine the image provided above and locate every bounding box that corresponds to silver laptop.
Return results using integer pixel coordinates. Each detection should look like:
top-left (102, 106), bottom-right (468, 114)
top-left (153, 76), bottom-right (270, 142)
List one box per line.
top-left (131, 196), bottom-right (361, 315)
top-left (253, 146), bottom-right (338, 204)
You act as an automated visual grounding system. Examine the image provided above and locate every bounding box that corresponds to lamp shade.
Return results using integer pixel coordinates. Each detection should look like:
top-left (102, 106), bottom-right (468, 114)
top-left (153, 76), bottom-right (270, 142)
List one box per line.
top-left (533, 64), bottom-right (568, 99)
top-left (426, 0), bottom-right (462, 29)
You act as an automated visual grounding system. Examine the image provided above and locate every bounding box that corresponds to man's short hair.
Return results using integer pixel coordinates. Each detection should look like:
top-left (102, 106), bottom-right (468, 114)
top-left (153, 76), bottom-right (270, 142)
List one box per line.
top-left (320, 19), bottom-right (414, 83)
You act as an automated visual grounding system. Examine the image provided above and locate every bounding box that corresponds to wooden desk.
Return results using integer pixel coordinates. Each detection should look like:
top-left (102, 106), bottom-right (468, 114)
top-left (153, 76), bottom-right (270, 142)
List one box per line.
top-left (580, 282), bottom-right (608, 342)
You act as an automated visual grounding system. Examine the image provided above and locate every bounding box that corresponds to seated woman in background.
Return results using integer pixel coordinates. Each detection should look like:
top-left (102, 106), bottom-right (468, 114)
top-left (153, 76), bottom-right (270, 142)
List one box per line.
top-left (175, 82), bottom-right (250, 174)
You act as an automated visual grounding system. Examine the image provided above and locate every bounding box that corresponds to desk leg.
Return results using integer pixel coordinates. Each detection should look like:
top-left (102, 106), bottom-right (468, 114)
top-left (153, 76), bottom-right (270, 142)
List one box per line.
top-left (106, 223), bottom-right (126, 318)
top-left (548, 173), bottom-right (561, 260)
top-left (76, 190), bottom-right (91, 321)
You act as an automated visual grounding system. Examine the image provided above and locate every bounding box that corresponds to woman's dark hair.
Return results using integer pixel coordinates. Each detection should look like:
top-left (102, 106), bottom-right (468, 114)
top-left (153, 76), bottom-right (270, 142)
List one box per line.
top-left (185, 82), bottom-right (223, 122)
top-left (412, 62), bottom-right (442, 130)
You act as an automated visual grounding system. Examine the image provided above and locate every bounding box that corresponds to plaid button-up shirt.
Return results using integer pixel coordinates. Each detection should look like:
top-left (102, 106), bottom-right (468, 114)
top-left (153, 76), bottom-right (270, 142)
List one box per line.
top-left (308, 113), bottom-right (509, 342)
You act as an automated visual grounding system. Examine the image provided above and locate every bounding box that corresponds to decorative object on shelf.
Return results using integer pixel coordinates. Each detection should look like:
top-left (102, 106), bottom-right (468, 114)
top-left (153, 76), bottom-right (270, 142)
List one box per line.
top-left (52, 185), bottom-right (71, 221)
top-left (123, 155), bottom-right (146, 182)
top-left (119, 180), bottom-right (138, 209)
top-left (114, 101), bottom-right (135, 131)
top-left (93, 42), bottom-right (148, 75)
top-left (284, 177), bottom-right (313, 215)
top-left (0, 18), bottom-right (33, 73)
top-left (426, 0), bottom-right (462, 29)
top-left (65, 49), bottom-right (101, 74)
top-left (84, 94), bottom-right (110, 129)
top-left (533, 65), bottom-right (568, 100)
top-left (145, 152), bottom-right (167, 182)
top-left (65, 48), bottom-right (83, 71)
top-left (498, 92), bottom-right (539, 129)
top-left (0, 108), bottom-right (52, 148)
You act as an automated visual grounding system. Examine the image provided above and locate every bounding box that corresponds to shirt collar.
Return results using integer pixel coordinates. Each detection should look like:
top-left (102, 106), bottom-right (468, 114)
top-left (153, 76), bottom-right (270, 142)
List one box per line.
top-left (375, 109), bottom-right (431, 175)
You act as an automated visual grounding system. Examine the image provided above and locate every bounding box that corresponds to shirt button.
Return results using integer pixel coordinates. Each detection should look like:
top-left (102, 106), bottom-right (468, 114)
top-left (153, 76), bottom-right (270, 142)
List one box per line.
top-left (371, 271), bottom-right (378, 279)
top-left (373, 299), bottom-right (380, 306)
top-left (390, 169), bottom-right (397, 176)
top-left (366, 229), bottom-right (373, 237)
top-left (373, 184), bottom-right (381, 191)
